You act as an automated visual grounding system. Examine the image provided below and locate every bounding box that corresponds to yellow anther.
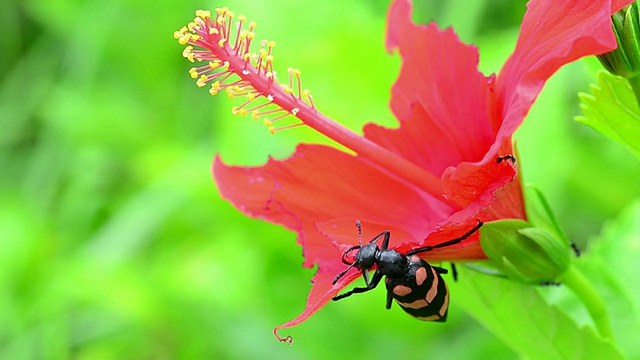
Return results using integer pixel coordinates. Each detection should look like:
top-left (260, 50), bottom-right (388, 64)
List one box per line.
top-left (267, 41), bottom-right (276, 48)
top-left (193, 19), bottom-right (204, 31)
top-left (177, 34), bottom-right (190, 45)
top-left (193, 16), bottom-right (205, 28)
top-left (209, 28), bottom-right (219, 35)
top-left (269, 126), bottom-right (276, 134)
top-left (222, 61), bottom-right (230, 69)
top-left (266, 55), bottom-right (274, 63)
top-left (209, 61), bottom-right (220, 69)
top-left (232, 107), bottom-right (247, 116)
top-left (251, 111), bottom-right (260, 120)
top-left (249, 21), bottom-right (256, 29)
top-left (188, 21), bottom-right (198, 32)
top-left (173, 26), bottom-right (189, 40)
top-left (188, 68), bottom-right (198, 79)
top-left (263, 119), bottom-right (272, 126)
top-left (247, 31), bottom-right (255, 40)
top-left (227, 11), bottom-right (235, 18)
top-left (291, 68), bottom-right (301, 76)
top-left (238, 15), bottom-right (246, 22)
top-left (196, 9), bottom-right (211, 19)
top-left (243, 53), bottom-right (251, 61)
top-left (209, 88), bottom-right (218, 96)
top-left (196, 75), bottom-right (208, 87)
top-left (218, 38), bottom-right (227, 48)
top-left (182, 45), bottom-right (193, 57)
top-left (212, 81), bottom-right (221, 90)
top-left (303, 89), bottom-right (310, 98)
top-left (282, 85), bottom-right (292, 94)
top-left (216, 7), bottom-right (228, 16)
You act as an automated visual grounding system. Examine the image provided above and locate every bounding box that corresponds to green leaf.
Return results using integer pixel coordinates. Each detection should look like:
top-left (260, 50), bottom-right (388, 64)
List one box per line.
top-left (450, 268), bottom-right (624, 360)
top-left (572, 200), bottom-right (640, 358)
top-left (576, 70), bottom-right (640, 160)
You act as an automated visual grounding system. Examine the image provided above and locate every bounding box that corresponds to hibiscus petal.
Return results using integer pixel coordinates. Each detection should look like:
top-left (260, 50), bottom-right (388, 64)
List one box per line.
top-left (316, 218), bottom-right (417, 250)
top-left (381, 0), bottom-right (497, 175)
top-left (441, 138), bottom-right (521, 211)
top-left (213, 144), bottom-right (453, 268)
top-left (613, 0), bottom-right (633, 11)
top-left (273, 262), bottom-right (361, 342)
top-left (497, 0), bottom-right (634, 140)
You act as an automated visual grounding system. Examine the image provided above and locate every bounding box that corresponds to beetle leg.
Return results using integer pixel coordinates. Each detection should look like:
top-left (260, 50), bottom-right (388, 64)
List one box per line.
top-left (406, 220), bottom-right (483, 255)
top-left (332, 270), bottom-right (384, 301)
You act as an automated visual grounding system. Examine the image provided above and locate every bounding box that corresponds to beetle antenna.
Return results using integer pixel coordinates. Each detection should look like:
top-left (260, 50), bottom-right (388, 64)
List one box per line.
top-left (356, 220), bottom-right (363, 246)
top-left (332, 220), bottom-right (365, 285)
top-left (341, 245), bottom-right (361, 265)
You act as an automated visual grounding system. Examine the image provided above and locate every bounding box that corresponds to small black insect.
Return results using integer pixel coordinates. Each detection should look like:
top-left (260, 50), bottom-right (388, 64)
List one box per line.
top-left (332, 220), bottom-right (483, 321)
top-left (497, 154), bottom-right (516, 164)
top-left (570, 242), bottom-right (582, 257)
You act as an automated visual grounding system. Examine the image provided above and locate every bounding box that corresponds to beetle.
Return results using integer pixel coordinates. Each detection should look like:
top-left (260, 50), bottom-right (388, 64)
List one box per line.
top-left (332, 220), bottom-right (483, 321)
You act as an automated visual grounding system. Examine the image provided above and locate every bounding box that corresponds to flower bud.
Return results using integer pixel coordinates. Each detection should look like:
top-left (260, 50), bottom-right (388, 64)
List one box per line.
top-left (480, 220), bottom-right (571, 284)
top-left (598, 2), bottom-right (640, 79)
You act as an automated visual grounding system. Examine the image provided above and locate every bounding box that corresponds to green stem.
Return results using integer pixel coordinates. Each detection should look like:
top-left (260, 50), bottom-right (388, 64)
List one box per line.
top-left (627, 75), bottom-right (640, 109)
top-left (559, 265), bottom-right (614, 340)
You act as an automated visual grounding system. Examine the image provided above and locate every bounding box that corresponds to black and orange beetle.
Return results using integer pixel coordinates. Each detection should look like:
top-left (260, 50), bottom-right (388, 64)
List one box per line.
top-left (332, 220), bottom-right (483, 321)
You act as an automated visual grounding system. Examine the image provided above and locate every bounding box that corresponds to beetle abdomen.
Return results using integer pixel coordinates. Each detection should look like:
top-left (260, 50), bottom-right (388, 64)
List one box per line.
top-left (385, 255), bottom-right (449, 322)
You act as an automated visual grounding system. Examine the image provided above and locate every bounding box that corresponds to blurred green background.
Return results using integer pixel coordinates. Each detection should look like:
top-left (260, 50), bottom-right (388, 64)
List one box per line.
top-left (2, 0), bottom-right (640, 358)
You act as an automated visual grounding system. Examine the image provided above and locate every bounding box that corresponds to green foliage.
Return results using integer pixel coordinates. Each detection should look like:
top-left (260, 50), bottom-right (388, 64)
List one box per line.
top-left (451, 268), bottom-right (625, 360)
top-left (573, 201), bottom-right (640, 358)
top-left (577, 70), bottom-right (640, 160)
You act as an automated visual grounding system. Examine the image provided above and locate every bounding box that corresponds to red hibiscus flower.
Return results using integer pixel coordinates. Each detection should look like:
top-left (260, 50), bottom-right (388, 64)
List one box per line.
top-left (176, 0), bottom-right (631, 342)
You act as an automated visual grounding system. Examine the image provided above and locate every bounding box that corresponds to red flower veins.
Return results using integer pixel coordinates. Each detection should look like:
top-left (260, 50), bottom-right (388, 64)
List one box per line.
top-left (176, 0), bottom-right (632, 342)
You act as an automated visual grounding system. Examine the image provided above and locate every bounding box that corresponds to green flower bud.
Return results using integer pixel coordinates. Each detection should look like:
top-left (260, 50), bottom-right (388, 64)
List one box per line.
top-left (480, 220), bottom-right (571, 284)
top-left (598, 2), bottom-right (640, 79)
top-left (479, 185), bottom-right (572, 284)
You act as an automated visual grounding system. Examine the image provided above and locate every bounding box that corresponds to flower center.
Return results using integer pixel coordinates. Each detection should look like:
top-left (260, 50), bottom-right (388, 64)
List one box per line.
top-left (174, 7), bottom-right (456, 208)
